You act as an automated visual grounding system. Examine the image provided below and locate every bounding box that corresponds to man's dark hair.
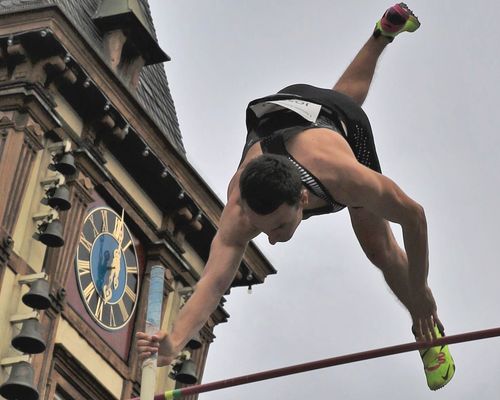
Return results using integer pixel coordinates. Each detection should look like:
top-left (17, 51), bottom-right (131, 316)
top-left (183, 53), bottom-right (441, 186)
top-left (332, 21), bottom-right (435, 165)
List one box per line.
top-left (239, 154), bottom-right (302, 215)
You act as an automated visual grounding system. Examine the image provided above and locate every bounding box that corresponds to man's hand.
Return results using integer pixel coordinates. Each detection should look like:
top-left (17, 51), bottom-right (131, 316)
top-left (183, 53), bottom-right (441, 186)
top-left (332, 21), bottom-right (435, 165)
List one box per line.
top-left (135, 331), bottom-right (178, 367)
top-left (410, 285), bottom-right (444, 342)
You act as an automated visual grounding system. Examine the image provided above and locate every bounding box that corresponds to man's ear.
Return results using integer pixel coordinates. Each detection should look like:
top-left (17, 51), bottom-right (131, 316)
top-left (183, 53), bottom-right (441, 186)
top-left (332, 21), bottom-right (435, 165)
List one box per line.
top-left (300, 189), bottom-right (309, 207)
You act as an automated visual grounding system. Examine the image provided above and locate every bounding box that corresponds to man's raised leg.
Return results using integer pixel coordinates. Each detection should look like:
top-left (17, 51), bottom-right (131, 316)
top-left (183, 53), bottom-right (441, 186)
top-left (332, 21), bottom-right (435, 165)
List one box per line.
top-left (333, 3), bottom-right (420, 106)
top-left (333, 37), bottom-right (388, 106)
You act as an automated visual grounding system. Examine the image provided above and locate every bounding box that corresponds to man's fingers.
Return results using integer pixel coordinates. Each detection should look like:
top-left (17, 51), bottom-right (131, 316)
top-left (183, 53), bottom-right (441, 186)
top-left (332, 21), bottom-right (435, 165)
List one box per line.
top-left (136, 334), bottom-right (161, 347)
top-left (136, 331), bottom-right (163, 341)
top-left (136, 337), bottom-right (160, 345)
top-left (136, 334), bottom-right (160, 358)
top-left (137, 348), bottom-right (158, 360)
top-left (135, 330), bottom-right (171, 366)
top-left (136, 342), bottom-right (159, 351)
top-left (414, 317), bottom-right (438, 342)
top-left (430, 316), bottom-right (438, 340)
top-left (434, 314), bottom-right (445, 336)
top-left (138, 352), bottom-right (151, 360)
top-left (420, 318), bottom-right (430, 342)
top-left (414, 319), bottom-right (424, 341)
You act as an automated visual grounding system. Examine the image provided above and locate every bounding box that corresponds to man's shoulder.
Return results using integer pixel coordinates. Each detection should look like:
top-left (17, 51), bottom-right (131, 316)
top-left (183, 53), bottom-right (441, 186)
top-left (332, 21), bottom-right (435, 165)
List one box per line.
top-left (289, 128), bottom-right (356, 178)
top-left (219, 189), bottom-right (260, 244)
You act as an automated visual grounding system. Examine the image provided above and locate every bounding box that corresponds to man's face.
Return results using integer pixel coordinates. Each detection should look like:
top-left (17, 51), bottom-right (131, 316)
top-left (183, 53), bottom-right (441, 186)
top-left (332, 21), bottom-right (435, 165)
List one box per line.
top-left (243, 191), bottom-right (308, 245)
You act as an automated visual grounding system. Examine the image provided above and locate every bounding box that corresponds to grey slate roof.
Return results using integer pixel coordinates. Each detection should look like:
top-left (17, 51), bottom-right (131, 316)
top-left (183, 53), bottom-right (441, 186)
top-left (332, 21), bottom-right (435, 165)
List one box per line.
top-left (0, 0), bottom-right (185, 155)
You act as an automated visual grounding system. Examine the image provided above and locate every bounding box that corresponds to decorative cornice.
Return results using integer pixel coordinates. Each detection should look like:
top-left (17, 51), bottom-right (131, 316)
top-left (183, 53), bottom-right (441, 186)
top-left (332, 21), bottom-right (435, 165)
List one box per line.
top-left (0, 80), bottom-right (61, 132)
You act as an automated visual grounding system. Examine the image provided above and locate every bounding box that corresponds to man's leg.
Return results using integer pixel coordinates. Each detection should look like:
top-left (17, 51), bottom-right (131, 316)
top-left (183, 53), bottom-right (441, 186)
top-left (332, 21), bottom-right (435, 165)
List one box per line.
top-left (333, 37), bottom-right (389, 106)
top-left (333, 3), bottom-right (421, 106)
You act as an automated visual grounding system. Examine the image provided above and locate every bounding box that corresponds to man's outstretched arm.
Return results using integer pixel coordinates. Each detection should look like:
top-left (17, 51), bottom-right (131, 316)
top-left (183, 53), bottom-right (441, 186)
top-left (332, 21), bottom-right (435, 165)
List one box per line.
top-left (326, 155), bottom-right (437, 341)
top-left (170, 232), bottom-right (247, 347)
top-left (136, 194), bottom-right (258, 366)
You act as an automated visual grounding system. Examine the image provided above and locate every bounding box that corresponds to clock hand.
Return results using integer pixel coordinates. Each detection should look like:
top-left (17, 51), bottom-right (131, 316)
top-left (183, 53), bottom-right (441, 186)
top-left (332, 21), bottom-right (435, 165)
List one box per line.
top-left (113, 209), bottom-right (125, 290)
top-left (103, 209), bottom-right (126, 303)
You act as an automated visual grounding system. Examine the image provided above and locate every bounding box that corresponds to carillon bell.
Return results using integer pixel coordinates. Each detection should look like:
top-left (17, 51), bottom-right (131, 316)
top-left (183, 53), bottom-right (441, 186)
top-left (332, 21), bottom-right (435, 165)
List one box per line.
top-left (36, 219), bottom-right (65, 247)
top-left (43, 185), bottom-right (72, 211)
top-left (11, 318), bottom-right (46, 354)
top-left (174, 359), bottom-right (198, 384)
top-left (0, 361), bottom-right (39, 400)
top-left (22, 278), bottom-right (51, 310)
top-left (186, 332), bottom-right (202, 350)
top-left (52, 153), bottom-right (76, 176)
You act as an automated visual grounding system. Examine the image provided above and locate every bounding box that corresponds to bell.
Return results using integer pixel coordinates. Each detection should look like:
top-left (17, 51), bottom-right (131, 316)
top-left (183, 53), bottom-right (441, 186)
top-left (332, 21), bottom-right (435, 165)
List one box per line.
top-left (52, 153), bottom-right (76, 176)
top-left (186, 332), bottom-right (202, 350)
top-left (175, 359), bottom-right (198, 384)
top-left (0, 361), bottom-right (39, 400)
top-left (38, 219), bottom-right (64, 247)
top-left (22, 278), bottom-right (51, 310)
top-left (46, 185), bottom-right (72, 211)
top-left (11, 318), bottom-right (46, 354)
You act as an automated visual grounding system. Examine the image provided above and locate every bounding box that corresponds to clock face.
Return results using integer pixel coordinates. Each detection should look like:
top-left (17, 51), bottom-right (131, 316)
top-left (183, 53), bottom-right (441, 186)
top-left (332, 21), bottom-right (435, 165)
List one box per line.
top-left (75, 207), bottom-right (140, 330)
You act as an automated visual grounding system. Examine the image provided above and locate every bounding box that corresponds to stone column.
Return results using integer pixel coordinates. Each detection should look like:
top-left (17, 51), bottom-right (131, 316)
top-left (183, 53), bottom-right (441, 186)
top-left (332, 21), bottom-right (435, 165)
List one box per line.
top-left (0, 113), bottom-right (43, 235)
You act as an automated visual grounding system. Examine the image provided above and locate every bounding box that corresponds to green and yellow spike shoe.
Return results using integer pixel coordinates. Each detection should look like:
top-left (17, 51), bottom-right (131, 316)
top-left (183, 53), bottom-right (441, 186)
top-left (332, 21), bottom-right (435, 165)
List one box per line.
top-left (419, 325), bottom-right (456, 391)
top-left (373, 3), bottom-right (421, 42)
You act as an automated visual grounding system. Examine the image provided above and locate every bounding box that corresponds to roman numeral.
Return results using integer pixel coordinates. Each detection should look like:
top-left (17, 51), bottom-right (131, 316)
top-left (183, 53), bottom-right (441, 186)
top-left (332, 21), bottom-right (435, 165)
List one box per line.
top-left (109, 306), bottom-right (117, 328)
top-left (117, 299), bottom-right (129, 321)
top-left (89, 214), bottom-right (99, 237)
top-left (126, 265), bottom-right (138, 275)
top-left (79, 234), bottom-right (92, 252)
top-left (82, 282), bottom-right (95, 303)
top-left (95, 297), bottom-right (104, 321)
top-left (101, 210), bottom-right (109, 233)
top-left (124, 285), bottom-right (137, 302)
top-left (77, 259), bottom-right (90, 276)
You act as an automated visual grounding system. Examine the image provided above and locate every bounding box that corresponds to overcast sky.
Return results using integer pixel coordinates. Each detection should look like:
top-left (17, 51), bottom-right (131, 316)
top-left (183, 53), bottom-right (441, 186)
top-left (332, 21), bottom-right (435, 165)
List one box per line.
top-left (149, 1), bottom-right (500, 399)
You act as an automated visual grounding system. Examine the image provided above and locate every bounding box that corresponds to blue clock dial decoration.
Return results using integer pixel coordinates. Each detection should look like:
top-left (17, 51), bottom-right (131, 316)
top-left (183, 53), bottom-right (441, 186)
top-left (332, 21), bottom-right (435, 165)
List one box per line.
top-left (75, 207), bottom-right (140, 330)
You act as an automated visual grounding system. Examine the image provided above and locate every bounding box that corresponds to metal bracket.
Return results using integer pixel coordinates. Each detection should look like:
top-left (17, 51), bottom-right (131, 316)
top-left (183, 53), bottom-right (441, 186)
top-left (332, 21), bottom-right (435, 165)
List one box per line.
top-left (31, 210), bottom-right (58, 222)
top-left (0, 355), bottom-right (30, 367)
top-left (17, 272), bottom-right (48, 284)
top-left (47, 139), bottom-right (71, 153)
top-left (9, 311), bottom-right (40, 324)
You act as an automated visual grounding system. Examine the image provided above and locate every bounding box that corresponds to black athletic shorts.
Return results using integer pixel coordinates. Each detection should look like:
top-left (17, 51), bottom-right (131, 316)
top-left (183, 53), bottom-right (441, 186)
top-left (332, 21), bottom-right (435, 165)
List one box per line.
top-left (242, 83), bottom-right (382, 173)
